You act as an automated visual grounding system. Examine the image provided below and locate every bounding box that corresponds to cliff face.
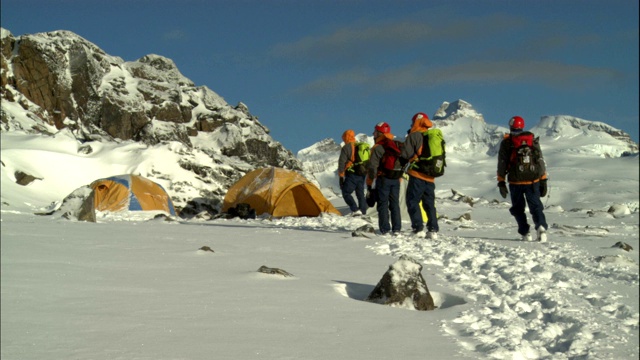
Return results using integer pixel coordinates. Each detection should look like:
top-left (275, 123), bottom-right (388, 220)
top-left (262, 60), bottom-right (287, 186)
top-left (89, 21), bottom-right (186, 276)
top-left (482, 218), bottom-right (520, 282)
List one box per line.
top-left (0, 28), bottom-right (300, 170)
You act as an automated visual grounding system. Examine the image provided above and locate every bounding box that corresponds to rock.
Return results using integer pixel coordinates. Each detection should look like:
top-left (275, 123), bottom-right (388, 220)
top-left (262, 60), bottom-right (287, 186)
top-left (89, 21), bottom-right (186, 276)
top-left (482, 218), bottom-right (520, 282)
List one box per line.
top-left (152, 213), bottom-right (175, 222)
top-left (607, 204), bottom-right (631, 218)
top-left (456, 213), bottom-right (471, 221)
top-left (366, 255), bottom-right (435, 311)
top-left (613, 242), bottom-right (633, 252)
top-left (198, 246), bottom-right (215, 253)
top-left (352, 224), bottom-right (376, 237)
top-left (257, 265), bottom-right (294, 277)
top-left (77, 144), bottom-right (93, 154)
top-left (14, 170), bottom-right (41, 186)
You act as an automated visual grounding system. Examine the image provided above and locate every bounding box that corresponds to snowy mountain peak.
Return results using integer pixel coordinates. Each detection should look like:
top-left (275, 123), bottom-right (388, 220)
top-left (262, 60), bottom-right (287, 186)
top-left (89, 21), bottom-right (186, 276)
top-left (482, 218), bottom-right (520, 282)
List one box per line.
top-left (433, 99), bottom-right (485, 123)
top-left (1, 27), bottom-right (13, 39)
top-left (537, 115), bottom-right (636, 142)
top-left (532, 115), bottom-right (639, 157)
top-left (298, 138), bottom-right (340, 156)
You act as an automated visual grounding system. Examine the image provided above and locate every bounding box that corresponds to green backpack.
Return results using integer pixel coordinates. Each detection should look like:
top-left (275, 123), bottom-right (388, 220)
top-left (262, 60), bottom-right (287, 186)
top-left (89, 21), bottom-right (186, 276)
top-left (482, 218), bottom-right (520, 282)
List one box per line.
top-left (351, 142), bottom-right (370, 176)
top-left (413, 128), bottom-right (446, 177)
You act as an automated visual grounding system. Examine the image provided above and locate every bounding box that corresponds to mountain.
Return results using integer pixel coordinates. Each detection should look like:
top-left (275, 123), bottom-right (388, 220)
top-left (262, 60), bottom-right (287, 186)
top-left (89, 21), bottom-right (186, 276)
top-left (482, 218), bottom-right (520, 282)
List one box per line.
top-left (433, 99), bottom-right (486, 122)
top-left (2, 28), bottom-right (638, 216)
top-left (1, 28), bottom-right (301, 215)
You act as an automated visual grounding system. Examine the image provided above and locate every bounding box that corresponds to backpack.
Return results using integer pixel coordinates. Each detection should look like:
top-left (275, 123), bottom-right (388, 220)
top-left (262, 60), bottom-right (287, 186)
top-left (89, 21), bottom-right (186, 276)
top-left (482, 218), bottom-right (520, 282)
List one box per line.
top-left (227, 203), bottom-right (256, 220)
top-left (378, 138), bottom-right (404, 179)
top-left (413, 128), bottom-right (446, 177)
top-left (508, 131), bottom-right (541, 181)
top-left (350, 142), bottom-right (370, 176)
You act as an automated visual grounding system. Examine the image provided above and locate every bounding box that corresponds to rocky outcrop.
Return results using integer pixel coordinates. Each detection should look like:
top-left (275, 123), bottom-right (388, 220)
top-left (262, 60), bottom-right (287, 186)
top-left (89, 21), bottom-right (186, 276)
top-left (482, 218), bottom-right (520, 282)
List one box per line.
top-left (1, 27), bottom-right (303, 215)
top-left (366, 256), bottom-right (435, 311)
top-left (0, 28), bottom-right (300, 170)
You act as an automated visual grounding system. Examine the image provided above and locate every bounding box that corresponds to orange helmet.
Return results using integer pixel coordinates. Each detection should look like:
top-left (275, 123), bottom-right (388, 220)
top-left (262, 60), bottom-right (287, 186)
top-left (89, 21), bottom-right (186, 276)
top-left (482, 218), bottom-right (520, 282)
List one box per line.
top-left (411, 112), bottom-right (433, 129)
top-left (412, 112), bottom-right (429, 123)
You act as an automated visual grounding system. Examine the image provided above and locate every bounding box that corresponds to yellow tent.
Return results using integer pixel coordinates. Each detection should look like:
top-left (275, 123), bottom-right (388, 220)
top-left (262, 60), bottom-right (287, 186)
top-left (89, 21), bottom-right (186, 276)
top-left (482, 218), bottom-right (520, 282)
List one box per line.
top-left (222, 167), bottom-right (340, 218)
top-left (89, 174), bottom-right (176, 215)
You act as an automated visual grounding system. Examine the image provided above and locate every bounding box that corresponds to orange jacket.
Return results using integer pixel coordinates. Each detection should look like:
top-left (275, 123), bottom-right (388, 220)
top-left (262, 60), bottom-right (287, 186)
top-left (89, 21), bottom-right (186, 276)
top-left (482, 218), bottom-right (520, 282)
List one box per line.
top-left (338, 129), bottom-right (357, 177)
top-left (402, 116), bottom-right (435, 183)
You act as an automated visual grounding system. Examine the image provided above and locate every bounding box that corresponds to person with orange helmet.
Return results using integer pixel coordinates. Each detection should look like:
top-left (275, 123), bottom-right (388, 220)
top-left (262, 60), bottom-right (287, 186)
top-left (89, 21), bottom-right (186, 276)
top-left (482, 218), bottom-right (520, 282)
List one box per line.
top-left (497, 116), bottom-right (549, 242)
top-left (399, 112), bottom-right (440, 239)
top-left (337, 129), bottom-right (368, 216)
top-left (366, 122), bottom-right (403, 235)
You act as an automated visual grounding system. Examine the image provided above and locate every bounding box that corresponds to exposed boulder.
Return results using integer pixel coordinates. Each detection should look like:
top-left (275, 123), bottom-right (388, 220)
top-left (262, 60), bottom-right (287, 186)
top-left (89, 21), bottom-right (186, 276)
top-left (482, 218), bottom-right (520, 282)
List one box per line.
top-left (198, 246), bottom-right (215, 253)
top-left (44, 185), bottom-right (96, 222)
top-left (612, 242), bottom-right (633, 252)
top-left (352, 224), bottom-right (376, 237)
top-left (14, 170), bottom-right (42, 186)
top-left (366, 255), bottom-right (435, 311)
top-left (257, 265), bottom-right (294, 277)
top-left (607, 204), bottom-right (631, 218)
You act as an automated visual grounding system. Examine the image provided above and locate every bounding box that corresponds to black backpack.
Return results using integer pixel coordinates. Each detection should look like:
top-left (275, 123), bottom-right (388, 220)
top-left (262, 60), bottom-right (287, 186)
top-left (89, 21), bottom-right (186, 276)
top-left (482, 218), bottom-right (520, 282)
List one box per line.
top-left (508, 131), bottom-right (542, 181)
top-left (227, 203), bottom-right (256, 219)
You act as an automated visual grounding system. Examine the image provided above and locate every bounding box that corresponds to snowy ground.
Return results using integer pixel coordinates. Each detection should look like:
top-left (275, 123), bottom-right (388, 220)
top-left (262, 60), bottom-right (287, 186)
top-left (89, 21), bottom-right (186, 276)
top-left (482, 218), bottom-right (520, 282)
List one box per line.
top-left (1, 130), bottom-right (639, 359)
top-left (2, 190), bottom-right (638, 359)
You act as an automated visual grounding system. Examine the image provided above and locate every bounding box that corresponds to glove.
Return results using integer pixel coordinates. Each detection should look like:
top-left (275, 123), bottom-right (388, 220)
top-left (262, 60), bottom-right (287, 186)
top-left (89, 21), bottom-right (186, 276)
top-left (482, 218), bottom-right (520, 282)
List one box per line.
top-left (498, 181), bottom-right (508, 199)
top-left (339, 177), bottom-right (345, 190)
top-left (539, 179), bottom-right (548, 197)
top-left (366, 186), bottom-right (377, 208)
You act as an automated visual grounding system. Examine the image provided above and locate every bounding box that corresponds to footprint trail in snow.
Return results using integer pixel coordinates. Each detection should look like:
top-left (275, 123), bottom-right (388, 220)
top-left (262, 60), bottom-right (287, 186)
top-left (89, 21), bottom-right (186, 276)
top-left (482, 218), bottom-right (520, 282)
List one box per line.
top-left (368, 229), bottom-right (639, 359)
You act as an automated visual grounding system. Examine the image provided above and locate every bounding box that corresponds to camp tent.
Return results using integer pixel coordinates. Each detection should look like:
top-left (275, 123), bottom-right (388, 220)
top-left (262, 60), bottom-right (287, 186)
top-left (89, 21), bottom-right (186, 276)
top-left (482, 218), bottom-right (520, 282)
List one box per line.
top-left (222, 167), bottom-right (340, 218)
top-left (74, 174), bottom-right (176, 221)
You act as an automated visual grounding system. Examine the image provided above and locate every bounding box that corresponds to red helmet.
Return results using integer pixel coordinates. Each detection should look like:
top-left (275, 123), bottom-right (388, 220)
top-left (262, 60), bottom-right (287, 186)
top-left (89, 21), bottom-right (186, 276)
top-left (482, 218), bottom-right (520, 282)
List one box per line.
top-left (374, 122), bottom-right (391, 134)
top-left (509, 116), bottom-right (525, 130)
top-left (412, 112), bottom-right (429, 123)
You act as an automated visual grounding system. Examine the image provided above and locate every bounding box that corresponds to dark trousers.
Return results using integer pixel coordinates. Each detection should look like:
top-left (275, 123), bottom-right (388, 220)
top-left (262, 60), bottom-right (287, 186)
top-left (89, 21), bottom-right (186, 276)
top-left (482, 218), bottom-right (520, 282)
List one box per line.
top-left (341, 172), bottom-right (367, 214)
top-left (509, 182), bottom-right (548, 235)
top-left (376, 177), bottom-right (401, 234)
top-left (406, 177), bottom-right (438, 233)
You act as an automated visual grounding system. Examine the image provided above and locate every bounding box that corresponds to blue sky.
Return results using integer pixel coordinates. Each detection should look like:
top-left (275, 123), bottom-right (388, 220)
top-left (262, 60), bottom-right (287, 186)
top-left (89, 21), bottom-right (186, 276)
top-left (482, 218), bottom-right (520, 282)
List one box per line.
top-left (2, 0), bottom-right (638, 152)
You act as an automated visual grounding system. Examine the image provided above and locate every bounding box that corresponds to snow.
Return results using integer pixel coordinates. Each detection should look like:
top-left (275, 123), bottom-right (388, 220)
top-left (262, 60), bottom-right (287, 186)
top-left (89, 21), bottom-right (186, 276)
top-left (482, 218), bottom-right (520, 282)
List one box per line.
top-left (1, 128), bottom-right (639, 359)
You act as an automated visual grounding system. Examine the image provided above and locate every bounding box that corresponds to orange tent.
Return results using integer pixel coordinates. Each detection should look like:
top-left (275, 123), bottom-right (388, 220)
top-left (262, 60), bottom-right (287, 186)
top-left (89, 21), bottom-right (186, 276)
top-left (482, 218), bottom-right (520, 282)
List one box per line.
top-left (89, 174), bottom-right (176, 215)
top-left (222, 167), bottom-right (340, 218)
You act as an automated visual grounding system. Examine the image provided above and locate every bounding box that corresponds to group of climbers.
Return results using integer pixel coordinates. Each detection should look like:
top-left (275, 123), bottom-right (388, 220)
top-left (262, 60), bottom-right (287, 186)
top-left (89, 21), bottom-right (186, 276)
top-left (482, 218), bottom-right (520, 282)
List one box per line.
top-left (338, 113), bottom-right (549, 242)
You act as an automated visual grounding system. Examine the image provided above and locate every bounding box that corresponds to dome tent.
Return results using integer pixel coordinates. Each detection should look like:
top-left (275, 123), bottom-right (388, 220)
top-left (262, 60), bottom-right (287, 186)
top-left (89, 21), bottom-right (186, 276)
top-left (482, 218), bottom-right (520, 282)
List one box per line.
top-left (71, 174), bottom-right (176, 222)
top-left (222, 167), bottom-right (340, 218)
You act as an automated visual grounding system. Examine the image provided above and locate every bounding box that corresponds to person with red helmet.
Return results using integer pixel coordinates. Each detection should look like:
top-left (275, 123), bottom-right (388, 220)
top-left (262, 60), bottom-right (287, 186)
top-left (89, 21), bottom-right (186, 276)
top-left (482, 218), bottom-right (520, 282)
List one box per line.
top-left (497, 116), bottom-right (549, 242)
top-left (400, 112), bottom-right (440, 239)
top-left (337, 129), bottom-right (368, 216)
top-left (366, 122), bottom-right (403, 235)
